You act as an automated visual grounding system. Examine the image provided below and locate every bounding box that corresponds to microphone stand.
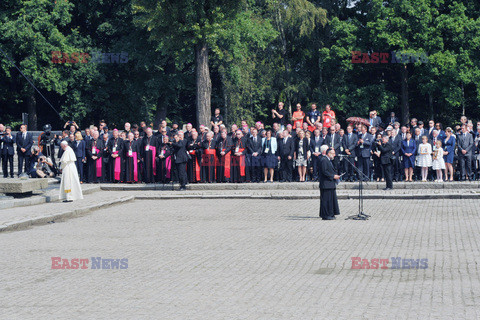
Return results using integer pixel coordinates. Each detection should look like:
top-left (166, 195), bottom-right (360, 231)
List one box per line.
top-left (339, 154), bottom-right (370, 220)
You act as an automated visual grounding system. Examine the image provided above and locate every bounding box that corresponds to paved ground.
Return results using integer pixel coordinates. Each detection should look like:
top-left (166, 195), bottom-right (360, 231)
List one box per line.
top-left (1, 198), bottom-right (479, 319)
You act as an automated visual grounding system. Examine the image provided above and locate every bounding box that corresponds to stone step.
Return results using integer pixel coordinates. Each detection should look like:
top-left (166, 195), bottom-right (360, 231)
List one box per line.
top-left (99, 181), bottom-right (480, 191)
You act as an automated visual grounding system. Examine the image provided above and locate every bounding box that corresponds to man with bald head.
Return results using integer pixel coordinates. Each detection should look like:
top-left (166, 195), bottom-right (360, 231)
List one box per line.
top-left (141, 127), bottom-right (158, 183)
top-left (201, 131), bottom-right (217, 182)
top-left (186, 130), bottom-right (202, 182)
top-left (124, 132), bottom-right (140, 183)
top-left (231, 130), bottom-right (247, 183)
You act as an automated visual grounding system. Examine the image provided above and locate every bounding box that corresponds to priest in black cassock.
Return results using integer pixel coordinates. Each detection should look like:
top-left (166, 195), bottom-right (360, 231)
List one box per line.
top-left (141, 128), bottom-right (158, 183)
top-left (156, 135), bottom-right (173, 184)
top-left (86, 131), bottom-right (104, 183)
top-left (201, 131), bottom-right (216, 182)
top-left (319, 147), bottom-right (340, 220)
top-left (101, 132), bottom-right (110, 182)
top-left (216, 130), bottom-right (233, 183)
top-left (123, 132), bottom-right (140, 183)
top-left (186, 130), bottom-right (202, 183)
top-left (230, 130), bottom-right (247, 183)
top-left (107, 129), bottom-right (124, 183)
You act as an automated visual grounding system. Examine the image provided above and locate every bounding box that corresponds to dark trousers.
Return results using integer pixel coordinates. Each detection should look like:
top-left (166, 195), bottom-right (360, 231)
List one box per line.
top-left (382, 163), bottom-right (393, 188)
top-left (343, 156), bottom-right (356, 180)
top-left (358, 156), bottom-right (370, 181)
top-left (2, 154), bottom-right (14, 177)
top-left (248, 155), bottom-right (262, 182)
top-left (176, 162), bottom-right (187, 187)
top-left (332, 156), bottom-right (340, 174)
top-left (18, 152), bottom-right (30, 175)
top-left (373, 156), bottom-right (383, 179)
top-left (280, 156), bottom-right (293, 182)
top-left (75, 157), bottom-right (84, 181)
top-left (312, 155), bottom-right (321, 180)
top-left (458, 154), bottom-right (472, 179)
top-left (392, 156), bottom-right (401, 180)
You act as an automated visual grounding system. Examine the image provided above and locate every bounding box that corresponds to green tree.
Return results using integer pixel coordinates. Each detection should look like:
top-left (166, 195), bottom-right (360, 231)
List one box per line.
top-left (133, 0), bottom-right (244, 127)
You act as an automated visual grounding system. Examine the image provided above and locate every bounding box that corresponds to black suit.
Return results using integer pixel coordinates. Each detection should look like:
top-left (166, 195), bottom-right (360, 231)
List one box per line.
top-left (1, 133), bottom-right (15, 177)
top-left (278, 136), bottom-right (294, 182)
top-left (324, 132), bottom-right (341, 173)
top-left (318, 156), bottom-right (340, 219)
top-left (457, 132), bottom-right (474, 179)
top-left (342, 132), bottom-right (358, 181)
top-left (247, 135), bottom-right (263, 182)
top-left (388, 116), bottom-right (399, 125)
top-left (171, 139), bottom-right (188, 188)
top-left (377, 141), bottom-right (394, 188)
top-left (390, 135), bottom-right (402, 180)
top-left (310, 136), bottom-right (325, 181)
top-left (15, 131), bottom-right (33, 175)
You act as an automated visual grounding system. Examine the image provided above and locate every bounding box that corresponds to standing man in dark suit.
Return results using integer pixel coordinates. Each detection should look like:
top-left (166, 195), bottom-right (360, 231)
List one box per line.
top-left (457, 124), bottom-right (474, 180)
top-left (376, 135), bottom-right (394, 190)
top-left (310, 129), bottom-right (325, 181)
top-left (427, 120), bottom-right (436, 139)
top-left (389, 128), bottom-right (402, 181)
top-left (356, 125), bottom-right (373, 181)
top-left (170, 131), bottom-right (188, 190)
top-left (1, 126), bottom-right (15, 178)
top-left (324, 126), bottom-right (341, 173)
top-left (342, 125), bottom-right (358, 181)
top-left (319, 147), bottom-right (340, 220)
top-left (0, 124), bottom-right (4, 172)
top-left (368, 111), bottom-right (381, 129)
top-left (388, 112), bottom-right (399, 126)
top-left (278, 130), bottom-right (294, 182)
top-left (247, 128), bottom-right (263, 182)
top-left (16, 124), bottom-right (33, 176)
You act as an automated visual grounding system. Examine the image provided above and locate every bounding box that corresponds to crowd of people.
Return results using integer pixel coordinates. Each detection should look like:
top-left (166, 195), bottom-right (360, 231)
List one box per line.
top-left (1, 103), bottom-right (480, 189)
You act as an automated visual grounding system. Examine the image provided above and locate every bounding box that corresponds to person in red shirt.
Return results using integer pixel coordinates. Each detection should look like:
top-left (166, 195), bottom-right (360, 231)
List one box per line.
top-left (292, 103), bottom-right (305, 129)
top-left (322, 104), bottom-right (336, 128)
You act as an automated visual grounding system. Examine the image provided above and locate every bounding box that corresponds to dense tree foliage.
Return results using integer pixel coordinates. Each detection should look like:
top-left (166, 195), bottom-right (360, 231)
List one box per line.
top-left (0, 0), bottom-right (479, 130)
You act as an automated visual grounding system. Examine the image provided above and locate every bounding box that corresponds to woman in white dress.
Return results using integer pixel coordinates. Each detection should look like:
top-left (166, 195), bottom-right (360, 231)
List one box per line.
top-left (59, 141), bottom-right (84, 202)
top-left (416, 135), bottom-right (432, 182)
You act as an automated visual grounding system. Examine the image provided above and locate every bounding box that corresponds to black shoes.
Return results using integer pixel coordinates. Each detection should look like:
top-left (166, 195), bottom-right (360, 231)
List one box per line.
top-left (383, 187), bottom-right (393, 190)
top-left (179, 186), bottom-right (186, 191)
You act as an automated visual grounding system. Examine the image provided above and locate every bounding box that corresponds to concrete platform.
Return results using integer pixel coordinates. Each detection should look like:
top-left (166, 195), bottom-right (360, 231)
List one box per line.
top-left (0, 178), bottom-right (49, 194)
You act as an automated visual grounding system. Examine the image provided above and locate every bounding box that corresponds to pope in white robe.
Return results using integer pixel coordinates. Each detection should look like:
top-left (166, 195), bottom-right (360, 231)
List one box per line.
top-left (59, 141), bottom-right (84, 202)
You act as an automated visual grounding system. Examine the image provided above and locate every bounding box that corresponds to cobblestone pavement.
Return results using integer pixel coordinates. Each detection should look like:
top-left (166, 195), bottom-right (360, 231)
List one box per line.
top-left (1, 198), bottom-right (480, 319)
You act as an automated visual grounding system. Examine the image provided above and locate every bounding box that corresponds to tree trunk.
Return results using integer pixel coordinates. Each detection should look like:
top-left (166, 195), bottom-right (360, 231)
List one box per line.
top-left (428, 93), bottom-right (433, 120)
top-left (275, 4), bottom-right (291, 115)
top-left (154, 96), bottom-right (167, 128)
top-left (219, 66), bottom-right (228, 126)
top-left (195, 41), bottom-right (211, 127)
top-left (400, 65), bottom-right (409, 125)
top-left (27, 91), bottom-right (37, 130)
